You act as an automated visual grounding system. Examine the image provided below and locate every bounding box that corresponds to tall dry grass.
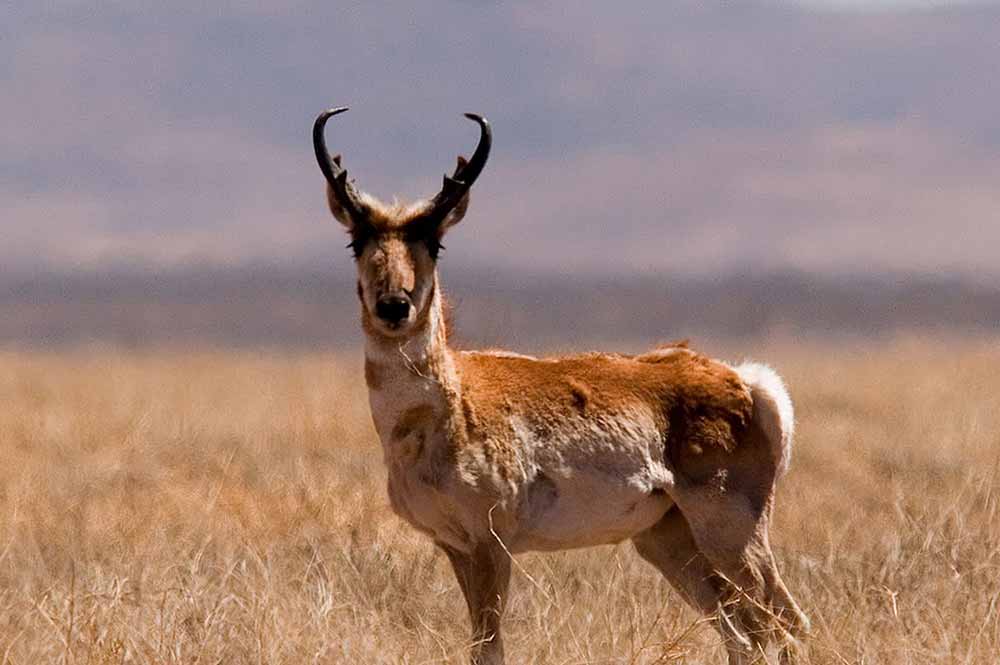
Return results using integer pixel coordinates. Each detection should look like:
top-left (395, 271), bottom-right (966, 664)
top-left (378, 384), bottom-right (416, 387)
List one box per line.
top-left (0, 340), bottom-right (998, 664)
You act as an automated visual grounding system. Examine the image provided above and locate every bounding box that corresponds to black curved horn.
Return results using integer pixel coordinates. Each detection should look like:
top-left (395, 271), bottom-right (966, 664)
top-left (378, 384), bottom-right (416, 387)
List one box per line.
top-left (313, 107), bottom-right (368, 222)
top-left (425, 113), bottom-right (492, 221)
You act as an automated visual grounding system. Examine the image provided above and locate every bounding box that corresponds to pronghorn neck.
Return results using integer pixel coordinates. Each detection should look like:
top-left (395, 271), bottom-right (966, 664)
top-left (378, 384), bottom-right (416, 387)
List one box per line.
top-left (362, 280), bottom-right (459, 450)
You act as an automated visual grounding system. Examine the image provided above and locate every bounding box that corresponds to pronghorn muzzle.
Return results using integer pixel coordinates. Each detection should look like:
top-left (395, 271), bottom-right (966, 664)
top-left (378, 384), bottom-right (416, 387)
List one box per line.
top-left (374, 295), bottom-right (411, 328)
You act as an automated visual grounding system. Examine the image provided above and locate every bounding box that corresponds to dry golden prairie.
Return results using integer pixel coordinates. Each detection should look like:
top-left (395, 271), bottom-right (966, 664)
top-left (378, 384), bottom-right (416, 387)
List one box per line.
top-left (1, 340), bottom-right (998, 664)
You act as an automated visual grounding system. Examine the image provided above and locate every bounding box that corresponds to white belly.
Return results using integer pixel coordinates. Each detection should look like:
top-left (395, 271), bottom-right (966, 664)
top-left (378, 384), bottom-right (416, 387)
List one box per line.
top-left (504, 412), bottom-right (676, 552)
top-left (511, 473), bottom-right (674, 552)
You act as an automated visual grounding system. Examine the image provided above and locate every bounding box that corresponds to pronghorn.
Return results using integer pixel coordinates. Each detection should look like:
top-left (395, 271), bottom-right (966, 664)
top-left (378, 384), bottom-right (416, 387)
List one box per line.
top-left (312, 107), bottom-right (810, 664)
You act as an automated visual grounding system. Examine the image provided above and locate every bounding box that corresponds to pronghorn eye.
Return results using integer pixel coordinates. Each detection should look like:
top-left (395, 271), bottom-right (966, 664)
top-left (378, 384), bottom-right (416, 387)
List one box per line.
top-left (426, 239), bottom-right (445, 260)
top-left (403, 222), bottom-right (445, 260)
top-left (346, 230), bottom-right (373, 259)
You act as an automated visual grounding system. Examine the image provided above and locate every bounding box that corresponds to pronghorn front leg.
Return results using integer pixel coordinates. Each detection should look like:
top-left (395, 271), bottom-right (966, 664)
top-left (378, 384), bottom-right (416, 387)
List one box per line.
top-left (440, 541), bottom-right (511, 665)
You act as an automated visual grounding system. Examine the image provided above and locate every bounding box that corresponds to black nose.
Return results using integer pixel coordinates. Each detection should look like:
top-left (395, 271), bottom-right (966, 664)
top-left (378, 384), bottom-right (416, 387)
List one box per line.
top-left (375, 296), bottom-right (411, 325)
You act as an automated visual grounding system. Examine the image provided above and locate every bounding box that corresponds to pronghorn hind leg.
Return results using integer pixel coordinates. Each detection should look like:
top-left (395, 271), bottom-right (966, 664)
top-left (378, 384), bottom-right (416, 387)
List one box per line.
top-left (667, 410), bottom-right (809, 660)
top-left (672, 490), bottom-right (808, 662)
top-left (668, 426), bottom-right (809, 662)
top-left (752, 515), bottom-right (811, 663)
top-left (439, 541), bottom-right (511, 665)
top-left (632, 507), bottom-right (762, 664)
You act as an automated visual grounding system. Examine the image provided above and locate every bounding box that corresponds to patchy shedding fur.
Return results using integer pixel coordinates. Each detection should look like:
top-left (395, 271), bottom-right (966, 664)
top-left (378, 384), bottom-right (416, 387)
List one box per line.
top-left (319, 139), bottom-right (808, 665)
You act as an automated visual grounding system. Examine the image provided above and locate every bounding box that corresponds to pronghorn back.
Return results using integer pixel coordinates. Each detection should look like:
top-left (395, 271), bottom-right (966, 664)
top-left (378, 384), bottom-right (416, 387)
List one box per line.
top-left (456, 345), bottom-right (754, 457)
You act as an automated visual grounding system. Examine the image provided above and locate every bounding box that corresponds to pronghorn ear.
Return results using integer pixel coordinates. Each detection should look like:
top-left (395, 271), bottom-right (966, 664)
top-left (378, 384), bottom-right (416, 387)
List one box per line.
top-left (439, 156), bottom-right (471, 231)
top-left (439, 193), bottom-right (469, 232)
top-left (324, 155), bottom-right (357, 229)
top-left (326, 186), bottom-right (355, 229)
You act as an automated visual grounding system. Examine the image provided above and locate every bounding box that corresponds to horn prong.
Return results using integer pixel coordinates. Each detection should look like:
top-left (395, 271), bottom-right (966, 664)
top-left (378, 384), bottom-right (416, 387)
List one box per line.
top-left (425, 114), bottom-right (491, 221)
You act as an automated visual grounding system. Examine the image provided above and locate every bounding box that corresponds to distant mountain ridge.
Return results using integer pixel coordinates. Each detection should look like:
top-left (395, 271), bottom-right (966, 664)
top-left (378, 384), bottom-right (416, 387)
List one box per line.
top-left (2, 266), bottom-right (997, 349)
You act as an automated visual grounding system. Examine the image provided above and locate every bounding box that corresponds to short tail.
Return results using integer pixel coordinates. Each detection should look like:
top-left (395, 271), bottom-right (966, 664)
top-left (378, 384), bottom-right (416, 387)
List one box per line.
top-left (733, 362), bottom-right (795, 478)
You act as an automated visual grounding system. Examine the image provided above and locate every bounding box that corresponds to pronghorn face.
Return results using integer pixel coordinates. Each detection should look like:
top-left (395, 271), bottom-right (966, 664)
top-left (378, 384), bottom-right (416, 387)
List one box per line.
top-left (312, 107), bottom-right (491, 337)
top-left (351, 217), bottom-right (442, 336)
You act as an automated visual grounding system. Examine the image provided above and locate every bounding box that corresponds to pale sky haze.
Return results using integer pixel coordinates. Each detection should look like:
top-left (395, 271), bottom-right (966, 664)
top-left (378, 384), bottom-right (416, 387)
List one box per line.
top-left (3, 1), bottom-right (999, 278)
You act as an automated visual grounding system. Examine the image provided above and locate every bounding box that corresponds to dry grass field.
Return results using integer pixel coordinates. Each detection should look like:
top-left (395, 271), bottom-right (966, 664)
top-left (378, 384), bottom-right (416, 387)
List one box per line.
top-left (1, 340), bottom-right (998, 664)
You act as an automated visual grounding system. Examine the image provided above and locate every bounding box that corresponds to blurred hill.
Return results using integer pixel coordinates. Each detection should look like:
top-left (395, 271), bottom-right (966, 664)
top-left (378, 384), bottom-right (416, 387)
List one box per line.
top-left (2, 266), bottom-right (997, 350)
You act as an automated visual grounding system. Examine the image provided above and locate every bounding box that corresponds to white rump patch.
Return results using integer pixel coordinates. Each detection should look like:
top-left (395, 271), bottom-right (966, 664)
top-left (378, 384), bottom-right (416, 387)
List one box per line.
top-left (732, 362), bottom-right (795, 476)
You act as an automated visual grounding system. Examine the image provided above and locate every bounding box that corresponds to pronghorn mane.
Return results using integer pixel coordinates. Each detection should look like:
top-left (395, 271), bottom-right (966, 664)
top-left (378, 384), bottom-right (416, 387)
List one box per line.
top-left (439, 288), bottom-right (456, 346)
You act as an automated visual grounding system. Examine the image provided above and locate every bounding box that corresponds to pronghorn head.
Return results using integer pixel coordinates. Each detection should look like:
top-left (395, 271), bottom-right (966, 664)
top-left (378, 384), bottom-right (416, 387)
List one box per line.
top-left (313, 108), bottom-right (491, 338)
